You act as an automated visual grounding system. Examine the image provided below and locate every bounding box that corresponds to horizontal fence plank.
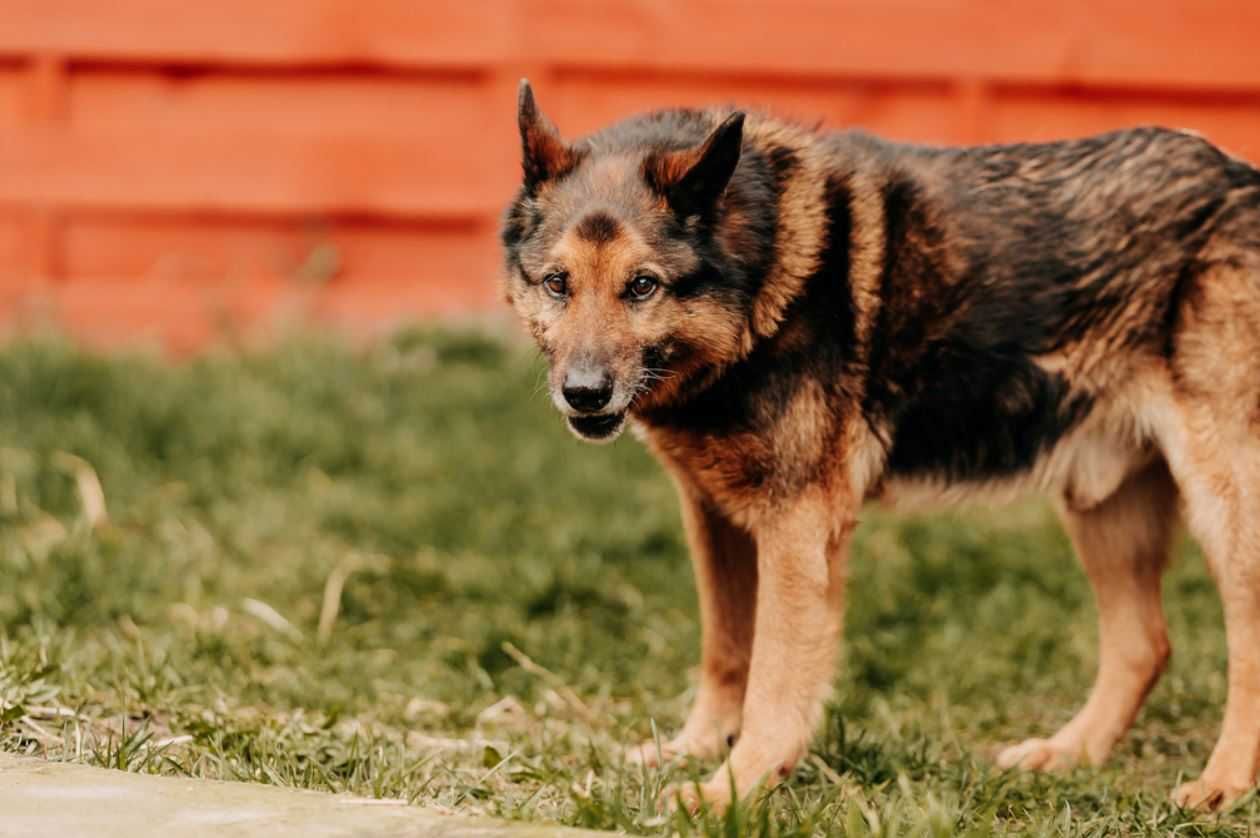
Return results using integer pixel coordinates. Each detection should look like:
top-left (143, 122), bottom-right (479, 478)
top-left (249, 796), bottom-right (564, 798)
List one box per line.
top-left (3, 278), bottom-right (229, 351)
top-left (0, 68), bottom-right (519, 218)
top-left (5, 210), bottom-right (504, 350)
top-left (528, 72), bottom-right (1260, 159)
top-left (0, 130), bottom-right (518, 217)
top-left (523, 0), bottom-right (1260, 92)
top-left (15, 274), bottom-right (503, 350)
top-left (3, 1), bottom-right (1259, 91)
top-left (60, 213), bottom-right (500, 288)
top-left (63, 68), bottom-right (493, 135)
top-left (314, 274), bottom-right (504, 332)
top-left (547, 71), bottom-right (968, 143)
top-left (0, 0), bottom-right (518, 68)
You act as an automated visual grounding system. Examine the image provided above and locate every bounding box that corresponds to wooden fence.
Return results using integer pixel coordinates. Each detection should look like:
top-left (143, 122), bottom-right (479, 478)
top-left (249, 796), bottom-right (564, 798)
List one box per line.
top-left (1, 0), bottom-right (1258, 348)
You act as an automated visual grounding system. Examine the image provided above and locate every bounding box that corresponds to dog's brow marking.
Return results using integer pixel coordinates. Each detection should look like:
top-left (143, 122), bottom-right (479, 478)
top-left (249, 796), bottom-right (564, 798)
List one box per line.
top-left (574, 211), bottom-right (622, 245)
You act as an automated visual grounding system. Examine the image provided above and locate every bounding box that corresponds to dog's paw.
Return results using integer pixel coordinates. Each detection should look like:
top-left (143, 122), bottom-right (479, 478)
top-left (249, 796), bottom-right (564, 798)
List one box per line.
top-left (1171, 776), bottom-right (1253, 811)
top-left (626, 738), bottom-right (684, 768)
top-left (626, 731), bottom-right (730, 768)
top-left (659, 778), bottom-right (732, 815)
top-left (996, 738), bottom-right (1084, 772)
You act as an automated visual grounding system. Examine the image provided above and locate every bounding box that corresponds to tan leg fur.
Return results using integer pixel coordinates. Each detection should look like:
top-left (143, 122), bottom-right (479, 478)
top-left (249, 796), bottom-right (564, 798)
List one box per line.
top-left (1160, 260), bottom-right (1260, 809)
top-left (998, 461), bottom-right (1177, 771)
top-left (629, 486), bottom-right (757, 766)
top-left (663, 489), bottom-right (851, 812)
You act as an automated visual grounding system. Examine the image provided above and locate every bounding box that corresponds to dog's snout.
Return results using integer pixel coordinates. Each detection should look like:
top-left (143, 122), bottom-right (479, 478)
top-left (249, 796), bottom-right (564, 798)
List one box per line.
top-left (562, 365), bottom-right (614, 413)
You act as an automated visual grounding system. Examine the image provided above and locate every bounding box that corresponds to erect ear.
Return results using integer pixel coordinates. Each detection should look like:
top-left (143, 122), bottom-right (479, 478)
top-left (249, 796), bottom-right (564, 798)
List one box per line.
top-left (517, 79), bottom-right (580, 192)
top-left (646, 112), bottom-right (745, 217)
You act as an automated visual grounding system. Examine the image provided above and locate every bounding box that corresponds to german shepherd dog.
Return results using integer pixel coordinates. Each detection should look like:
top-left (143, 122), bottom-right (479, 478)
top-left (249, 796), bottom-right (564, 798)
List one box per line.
top-left (501, 80), bottom-right (1260, 813)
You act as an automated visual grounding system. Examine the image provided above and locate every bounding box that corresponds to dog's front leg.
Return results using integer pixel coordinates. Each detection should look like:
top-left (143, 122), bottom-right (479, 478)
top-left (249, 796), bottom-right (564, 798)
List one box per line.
top-left (665, 489), bottom-right (850, 812)
top-left (630, 483), bottom-right (757, 766)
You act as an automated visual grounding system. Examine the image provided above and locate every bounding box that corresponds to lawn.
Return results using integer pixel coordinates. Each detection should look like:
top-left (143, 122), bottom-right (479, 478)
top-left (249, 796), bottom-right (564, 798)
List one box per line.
top-left (0, 328), bottom-right (1255, 836)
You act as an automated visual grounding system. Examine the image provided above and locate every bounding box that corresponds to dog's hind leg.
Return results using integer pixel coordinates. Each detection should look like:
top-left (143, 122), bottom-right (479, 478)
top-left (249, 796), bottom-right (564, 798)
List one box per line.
top-left (1161, 254), bottom-right (1260, 809)
top-left (998, 460), bottom-right (1177, 772)
top-left (1163, 415), bottom-right (1260, 810)
top-left (628, 485), bottom-right (757, 766)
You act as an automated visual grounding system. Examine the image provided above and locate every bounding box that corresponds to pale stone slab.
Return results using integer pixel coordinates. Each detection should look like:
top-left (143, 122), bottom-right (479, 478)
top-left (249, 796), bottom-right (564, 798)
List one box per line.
top-left (0, 753), bottom-right (604, 837)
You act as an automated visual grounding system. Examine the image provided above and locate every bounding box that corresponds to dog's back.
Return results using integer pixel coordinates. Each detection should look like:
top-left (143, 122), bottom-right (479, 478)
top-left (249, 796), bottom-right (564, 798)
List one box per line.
top-left (829, 127), bottom-right (1260, 505)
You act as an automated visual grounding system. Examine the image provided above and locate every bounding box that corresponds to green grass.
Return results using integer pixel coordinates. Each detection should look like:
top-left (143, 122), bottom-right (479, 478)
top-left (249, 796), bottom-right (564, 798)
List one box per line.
top-left (0, 328), bottom-right (1256, 836)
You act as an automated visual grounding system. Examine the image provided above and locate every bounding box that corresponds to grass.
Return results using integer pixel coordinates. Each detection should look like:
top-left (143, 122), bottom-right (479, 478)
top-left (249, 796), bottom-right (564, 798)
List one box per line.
top-left (0, 327), bottom-right (1256, 836)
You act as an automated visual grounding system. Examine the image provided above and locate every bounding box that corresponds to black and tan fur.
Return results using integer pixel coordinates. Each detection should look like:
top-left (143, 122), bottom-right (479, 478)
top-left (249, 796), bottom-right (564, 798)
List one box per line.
top-left (501, 80), bottom-right (1260, 812)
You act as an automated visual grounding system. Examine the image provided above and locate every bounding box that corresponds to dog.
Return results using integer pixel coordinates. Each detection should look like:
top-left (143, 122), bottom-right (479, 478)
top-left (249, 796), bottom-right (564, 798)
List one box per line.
top-left (501, 79), bottom-right (1260, 813)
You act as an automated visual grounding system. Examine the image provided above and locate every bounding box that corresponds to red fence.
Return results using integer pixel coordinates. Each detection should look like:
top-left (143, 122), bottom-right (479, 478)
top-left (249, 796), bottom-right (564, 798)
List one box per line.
top-left (2, 1), bottom-right (1259, 349)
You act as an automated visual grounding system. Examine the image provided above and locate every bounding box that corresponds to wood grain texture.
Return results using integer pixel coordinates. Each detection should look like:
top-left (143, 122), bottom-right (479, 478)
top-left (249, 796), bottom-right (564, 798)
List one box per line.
top-left (0, 0), bottom-right (1257, 348)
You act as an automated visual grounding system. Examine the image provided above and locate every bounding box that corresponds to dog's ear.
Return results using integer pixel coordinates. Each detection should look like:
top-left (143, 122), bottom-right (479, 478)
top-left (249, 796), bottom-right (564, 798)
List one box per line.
top-left (647, 112), bottom-right (745, 217)
top-left (517, 79), bottom-right (579, 192)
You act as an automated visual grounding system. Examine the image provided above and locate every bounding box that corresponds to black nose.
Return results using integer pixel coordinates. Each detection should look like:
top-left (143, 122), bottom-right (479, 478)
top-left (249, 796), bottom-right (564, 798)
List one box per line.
top-left (562, 369), bottom-right (614, 413)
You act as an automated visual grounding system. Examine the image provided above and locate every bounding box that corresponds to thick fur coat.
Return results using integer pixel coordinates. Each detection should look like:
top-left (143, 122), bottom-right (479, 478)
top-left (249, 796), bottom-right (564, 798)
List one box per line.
top-left (502, 81), bottom-right (1260, 812)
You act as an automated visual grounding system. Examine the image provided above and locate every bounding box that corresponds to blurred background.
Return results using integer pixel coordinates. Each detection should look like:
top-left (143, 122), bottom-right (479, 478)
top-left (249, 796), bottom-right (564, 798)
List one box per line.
top-left (2, 0), bottom-right (1259, 352)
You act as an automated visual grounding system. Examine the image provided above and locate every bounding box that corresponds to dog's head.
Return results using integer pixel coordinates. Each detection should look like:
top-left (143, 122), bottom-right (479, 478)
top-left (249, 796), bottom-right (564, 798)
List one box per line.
top-left (502, 81), bottom-right (766, 443)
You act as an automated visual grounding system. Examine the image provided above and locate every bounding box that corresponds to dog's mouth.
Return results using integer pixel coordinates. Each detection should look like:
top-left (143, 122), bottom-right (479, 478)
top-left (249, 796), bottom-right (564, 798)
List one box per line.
top-left (566, 411), bottom-right (627, 443)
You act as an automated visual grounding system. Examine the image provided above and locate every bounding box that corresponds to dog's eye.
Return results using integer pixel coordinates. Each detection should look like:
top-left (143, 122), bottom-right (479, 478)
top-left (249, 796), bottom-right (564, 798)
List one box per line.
top-left (628, 275), bottom-right (658, 301)
top-left (542, 272), bottom-right (569, 299)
